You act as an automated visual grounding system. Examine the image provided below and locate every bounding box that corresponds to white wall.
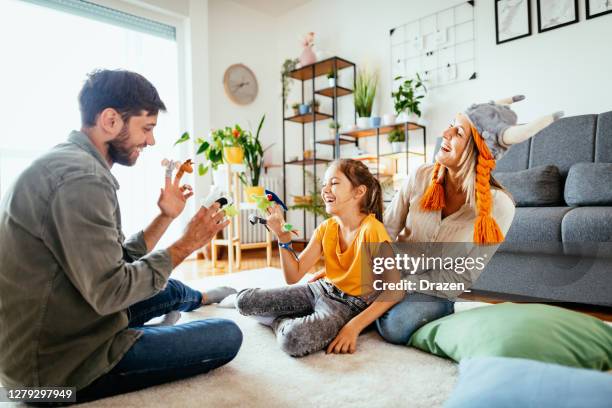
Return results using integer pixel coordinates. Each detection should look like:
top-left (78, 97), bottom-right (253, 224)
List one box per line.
top-left (276, 0), bottom-right (612, 159)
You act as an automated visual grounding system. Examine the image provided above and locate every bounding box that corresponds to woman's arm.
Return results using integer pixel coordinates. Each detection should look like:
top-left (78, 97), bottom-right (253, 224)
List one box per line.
top-left (267, 205), bottom-right (322, 284)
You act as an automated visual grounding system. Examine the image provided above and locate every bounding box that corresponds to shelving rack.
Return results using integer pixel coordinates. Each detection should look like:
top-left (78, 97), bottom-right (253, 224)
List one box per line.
top-left (281, 56), bottom-right (428, 239)
top-left (282, 56), bottom-right (356, 240)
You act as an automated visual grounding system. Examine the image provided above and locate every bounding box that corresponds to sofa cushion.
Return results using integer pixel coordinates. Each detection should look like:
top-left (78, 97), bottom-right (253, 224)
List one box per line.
top-left (529, 114), bottom-right (596, 176)
top-left (504, 207), bottom-right (572, 242)
top-left (595, 111), bottom-right (612, 163)
top-left (444, 357), bottom-right (612, 408)
top-left (409, 303), bottom-right (612, 370)
top-left (495, 165), bottom-right (562, 206)
top-left (562, 207), bottom-right (612, 242)
top-left (565, 163), bottom-right (612, 206)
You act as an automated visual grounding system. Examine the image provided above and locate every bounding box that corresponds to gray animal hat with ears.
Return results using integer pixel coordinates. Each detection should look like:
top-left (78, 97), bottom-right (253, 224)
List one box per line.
top-left (464, 95), bottom-right (564, 160)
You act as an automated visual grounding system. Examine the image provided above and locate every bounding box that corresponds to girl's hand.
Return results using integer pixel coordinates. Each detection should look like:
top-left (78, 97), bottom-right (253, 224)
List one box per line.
top-left (326, 321), bottom-right (359, 354)
top-left (266, 204), bottom-right (289, 239)
top-left (308, 269), bottom-right (326, 282)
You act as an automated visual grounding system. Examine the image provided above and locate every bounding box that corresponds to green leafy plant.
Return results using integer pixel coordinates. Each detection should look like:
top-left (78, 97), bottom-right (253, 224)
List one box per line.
top-left (326, 69), bottom-right (336, 79)
top-left (308, 99), bottom-right (320, 111)
top-left (291, 102), bottom-right (300, 110)
top-left (238, 115), bottom-right (274, 187)
top-left (387, 128), bottom-right (405, 143)
top-left (289, 170), bottom-right (329, 219)
top-left (392, 74), bottom-right (427, 117)
top-left (354, 69), bottom-right (378, 117)
top-left (175, 124), bottom-right (249, 176)
top-left (282, 58), bottom-right (299, 108)
top-left (328, 120), bottom-right (340, 129)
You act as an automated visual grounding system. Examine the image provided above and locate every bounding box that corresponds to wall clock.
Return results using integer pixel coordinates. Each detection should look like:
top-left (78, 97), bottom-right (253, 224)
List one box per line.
top-left (223, 63), bottom-right (258, 105)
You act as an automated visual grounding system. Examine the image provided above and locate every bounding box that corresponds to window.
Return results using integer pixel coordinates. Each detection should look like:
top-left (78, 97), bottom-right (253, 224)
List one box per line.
top-left (0, 0), bottom-right (186, 249)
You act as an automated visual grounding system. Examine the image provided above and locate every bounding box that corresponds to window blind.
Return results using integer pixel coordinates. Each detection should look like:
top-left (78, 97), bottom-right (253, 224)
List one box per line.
top-left (21, 0), bottom-right (176, 40)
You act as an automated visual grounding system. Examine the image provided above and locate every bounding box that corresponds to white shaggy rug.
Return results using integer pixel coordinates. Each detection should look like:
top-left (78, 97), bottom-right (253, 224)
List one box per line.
top-left (71, 268), bottom-right (493, 408)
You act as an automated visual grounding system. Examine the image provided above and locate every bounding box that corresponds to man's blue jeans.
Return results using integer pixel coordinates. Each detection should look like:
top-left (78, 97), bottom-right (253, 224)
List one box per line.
top-left (76, 279), bottom-right (243, 403)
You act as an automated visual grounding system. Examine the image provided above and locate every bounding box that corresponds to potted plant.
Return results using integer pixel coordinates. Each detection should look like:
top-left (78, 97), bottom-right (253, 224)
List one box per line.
top-left (281, 58), bottom-right (299, 108)
top-left (308, 99), bottom-right (320, 113)
top-left (208, 125), bottom-right (247, 165)
top-left (238, 115), bottom-right (273, 202)
top-left (392, 73), bottom-right (427, 123)
top-left (291, 102), bottom-right (300, 116)
top-left (387, 128), bottom-right (405, 153)
top-left (354, 69), bottom-right (378, 128)
top-left (290, 170), bottom-right (329, 219)
top-left (327, 69), bottom-right (336, 87)
top-left (328, 120), bottom-right (340, 137)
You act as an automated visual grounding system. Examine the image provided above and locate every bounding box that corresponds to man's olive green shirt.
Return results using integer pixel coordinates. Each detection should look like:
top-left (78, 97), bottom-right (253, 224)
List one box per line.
top-left (0, 131), bottom-right (173, 390)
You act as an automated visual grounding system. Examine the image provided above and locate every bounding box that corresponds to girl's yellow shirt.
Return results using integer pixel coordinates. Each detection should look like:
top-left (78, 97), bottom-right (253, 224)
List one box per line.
top-left (314, 213), bottom-right (391, 296)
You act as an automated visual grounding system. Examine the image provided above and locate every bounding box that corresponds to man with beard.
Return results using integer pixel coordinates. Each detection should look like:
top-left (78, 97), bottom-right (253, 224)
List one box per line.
top-left (0, 69), bottom-right (242, 403)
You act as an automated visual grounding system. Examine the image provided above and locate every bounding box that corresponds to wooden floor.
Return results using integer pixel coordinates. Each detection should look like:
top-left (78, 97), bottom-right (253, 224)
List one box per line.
top-left (174, 249), bottom-right (612, 322)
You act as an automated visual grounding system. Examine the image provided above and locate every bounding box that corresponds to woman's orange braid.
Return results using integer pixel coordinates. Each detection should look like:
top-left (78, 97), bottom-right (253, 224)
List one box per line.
top-left (470, 124), bottom-right (504, 244)
top-left (420, 161), bottom-right (445, 210)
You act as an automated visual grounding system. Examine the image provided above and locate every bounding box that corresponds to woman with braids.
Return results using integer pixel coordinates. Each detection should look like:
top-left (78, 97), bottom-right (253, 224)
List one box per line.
top-left (377, 95), bottom-right (564, 344)
top-left (236, 159), bottom-right (404, 356)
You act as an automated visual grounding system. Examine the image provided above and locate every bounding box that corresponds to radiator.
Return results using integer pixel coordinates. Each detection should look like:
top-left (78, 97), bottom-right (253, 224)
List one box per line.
top-left (238, 176), bottom-right (281, 243)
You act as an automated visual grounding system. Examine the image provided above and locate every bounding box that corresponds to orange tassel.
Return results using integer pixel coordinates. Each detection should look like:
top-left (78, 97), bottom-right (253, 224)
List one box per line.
top-left (420, 162), bottom-right (446, 211)
top-left (420, 181), bottom-right (445, 210)
top-left (473, 214), bottom-right (504, 244)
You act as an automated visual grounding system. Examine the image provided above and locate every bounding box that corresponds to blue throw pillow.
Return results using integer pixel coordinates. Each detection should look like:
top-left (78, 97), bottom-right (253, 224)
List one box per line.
top-left (444, 356), bottom-right (612, 408)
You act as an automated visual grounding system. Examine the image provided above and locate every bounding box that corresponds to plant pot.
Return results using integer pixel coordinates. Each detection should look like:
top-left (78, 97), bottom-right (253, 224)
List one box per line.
top-left (396, 111), bottom-right (409, 123)
top-left (408, 112), bottom-right (419, 123)
top-left (245, 185), bottom-right (265, 203)
top-left (292, 108), bottom-right (299, 116)
top-left (299, 104), bottom-right (309, 115)
top-left (391, 142), bottom-right (403, 153)
top-left (328, 78), bottom-right (336, 87)
top-left (304, 150), bottom-right (314, 159)
top-left (357, 116), bottom-right (371, 129)
top-left (382, 113), bottom-right (396, 126)
top-left (224, 146), bottom-right (244, 164)
top-left (370, 116), bottom-right (381, 128)
top-left (329, 128), bottom-right (338, 137)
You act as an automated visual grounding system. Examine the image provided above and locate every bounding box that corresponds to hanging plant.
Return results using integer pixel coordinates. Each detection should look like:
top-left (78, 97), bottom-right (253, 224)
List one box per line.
top-left (281, 58), bottom-right (299, 109)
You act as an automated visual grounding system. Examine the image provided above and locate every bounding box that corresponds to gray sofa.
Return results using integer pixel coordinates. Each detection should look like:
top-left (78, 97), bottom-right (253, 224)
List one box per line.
top-left (434, 111), bottom-right (612, 307)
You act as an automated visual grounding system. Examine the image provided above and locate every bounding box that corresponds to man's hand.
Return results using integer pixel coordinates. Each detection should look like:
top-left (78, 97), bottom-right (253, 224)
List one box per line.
top-left (158, 171), bottom-right (193, 220)
top-left (168, 203), bottom-right (229, 267)
top-left (326, 321), bottom-right (360, 354)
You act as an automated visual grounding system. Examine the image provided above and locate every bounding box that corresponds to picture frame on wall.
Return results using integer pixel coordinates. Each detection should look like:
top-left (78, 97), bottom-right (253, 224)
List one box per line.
top-left (537, 0), bottom-right (579, 32)
top-left (495, 0), bottom-right (532, 44)
top-left (586, 0), bottom-right (612, 19)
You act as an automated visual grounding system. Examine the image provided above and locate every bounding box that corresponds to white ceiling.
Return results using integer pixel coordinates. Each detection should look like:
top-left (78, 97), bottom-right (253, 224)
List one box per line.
top-left (228, 0), bottom-right (311, 17)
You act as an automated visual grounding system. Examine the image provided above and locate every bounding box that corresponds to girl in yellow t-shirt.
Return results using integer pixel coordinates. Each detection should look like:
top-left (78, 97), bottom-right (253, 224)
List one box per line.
top-left (236, 159), bottom-right (404, 357)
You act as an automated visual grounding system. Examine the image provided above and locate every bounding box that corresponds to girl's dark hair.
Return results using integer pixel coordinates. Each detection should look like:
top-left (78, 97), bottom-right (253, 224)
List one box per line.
top-left (333, 159), bottom-right (384, 222)
top-left (78, 69), bottom-right (166, 127)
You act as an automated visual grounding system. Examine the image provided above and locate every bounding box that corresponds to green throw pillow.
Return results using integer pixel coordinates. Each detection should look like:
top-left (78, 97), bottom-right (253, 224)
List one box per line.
top-left (408, 303), bottom-right (612, 370)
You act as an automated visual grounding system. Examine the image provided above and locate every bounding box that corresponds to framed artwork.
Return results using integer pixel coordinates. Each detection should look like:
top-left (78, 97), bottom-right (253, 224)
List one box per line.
top-left (495, 0), bottom-right (532, 44)
top-left (537, 0), bottom-right (579, 32)
top-left (586, 0), bottom-right (612, 19)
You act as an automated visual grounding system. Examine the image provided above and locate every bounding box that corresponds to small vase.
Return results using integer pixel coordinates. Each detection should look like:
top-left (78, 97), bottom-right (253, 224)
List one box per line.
top-left (408, 112), bottom-right (419, 123)
top-left (299, 46), bottom-right (316, 66)
top-left (292, 108), bottom-right (299, 116)
top-left (357, 117), bottom-right (371, 129)
top-left (329, 128), bottom-right (338, 137)
top-left (299, 104), bottom-right (309, 115)
top-left (328, 78), bottom-right (336, 88)
top-left (224, 146), bottom-right (244, 164)
top-left (245, 186), bottom-right (265, 203)
top-left (391, 142), bottom-right (403, 153)
top-left (370, 116), bottom-right (381, 128)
